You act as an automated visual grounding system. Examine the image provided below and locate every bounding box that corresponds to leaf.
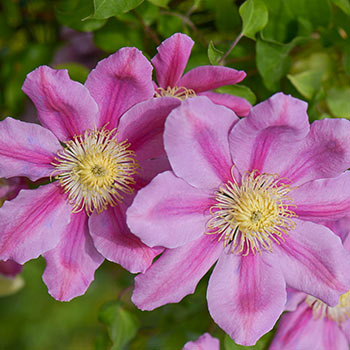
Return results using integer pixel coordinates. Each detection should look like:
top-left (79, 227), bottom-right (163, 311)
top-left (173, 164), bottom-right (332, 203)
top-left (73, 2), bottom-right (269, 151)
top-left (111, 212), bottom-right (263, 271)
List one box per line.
top-left (206, 0), bottom-right (241, 32)
top-left (208, 41), bottom-right (224, 65)
top-left (99, 301), bottom-right (139, 349)
top-left (256, 39), bottom-right (292, 91)
top-left (224, 331), bottom-right (274, 350)
top-left (91, 0), bottom-right (144, 19)
top-left (345, 44), bottom-right (350, 75)
top-left (332, 0), bottom-right (350, 14)
top-left (326, 87), bottom-right (350, 118)
top-left (239, 0), bottom-right (268, 40)
top-left (54, 63), bottom-right (89, 84)
top-left (55, 0), bottom-right (106, 32)
top-left (287, 71), bottom-right (322, 99)
top-left (146, 0), bottom-right (170, 7)
top-left (217, 85), bottom-right (257, 105)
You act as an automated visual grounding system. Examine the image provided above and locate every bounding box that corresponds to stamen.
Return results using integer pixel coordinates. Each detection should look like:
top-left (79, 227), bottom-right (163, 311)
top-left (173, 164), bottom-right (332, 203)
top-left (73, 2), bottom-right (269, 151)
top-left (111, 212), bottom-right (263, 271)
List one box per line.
top-left (51, 127), bottom-right (139, 215)
top-left (154, 86), bottom-right (197, 101)
top-left (207, 169), bottom-right (297, 255)
top-left (306, 292), bottom-right (350, 324)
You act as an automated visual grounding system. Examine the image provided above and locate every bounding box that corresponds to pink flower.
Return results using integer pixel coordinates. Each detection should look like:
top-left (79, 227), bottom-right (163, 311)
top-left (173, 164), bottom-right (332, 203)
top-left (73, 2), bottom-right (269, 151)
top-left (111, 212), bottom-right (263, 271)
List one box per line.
top-left (127, 93), bottom-right (350, 345)
top-left (183, 333), bottom-right (220, 350)
top-left (0, 48), bottom-right (180, 301)
top-left (152, 33), bottom-right (251, 116)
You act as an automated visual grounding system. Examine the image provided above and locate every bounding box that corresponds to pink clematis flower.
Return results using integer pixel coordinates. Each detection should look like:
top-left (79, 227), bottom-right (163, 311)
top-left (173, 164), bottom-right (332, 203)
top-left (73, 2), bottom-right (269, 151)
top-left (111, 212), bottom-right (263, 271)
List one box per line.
top-left (183, 333), bottom-right (220, 350)
top-left (0, 48), bottom-right (180, 301)
top-left (152, 33), bottom-right (251, 116)
top-left (127, 93), bottom-right (350, 345)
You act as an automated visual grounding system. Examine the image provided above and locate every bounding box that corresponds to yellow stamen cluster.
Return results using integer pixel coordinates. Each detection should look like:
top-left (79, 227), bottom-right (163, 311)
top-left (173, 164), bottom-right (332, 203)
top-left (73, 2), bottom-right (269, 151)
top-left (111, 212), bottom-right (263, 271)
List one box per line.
top-left (306, 292), bottom-right (350, 324)
top-left (51, 127), bottom-right (139, 214)
top-left (207, 169), bottom-right (297, 255)
top-left (154, 86), bottom-right (196, 101)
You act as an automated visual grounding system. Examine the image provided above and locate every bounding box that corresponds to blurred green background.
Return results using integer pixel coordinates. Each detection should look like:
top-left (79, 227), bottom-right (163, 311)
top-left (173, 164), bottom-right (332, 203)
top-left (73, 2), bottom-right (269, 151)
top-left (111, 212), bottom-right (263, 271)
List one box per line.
top-left (1, 0), bottom-right (350, 349)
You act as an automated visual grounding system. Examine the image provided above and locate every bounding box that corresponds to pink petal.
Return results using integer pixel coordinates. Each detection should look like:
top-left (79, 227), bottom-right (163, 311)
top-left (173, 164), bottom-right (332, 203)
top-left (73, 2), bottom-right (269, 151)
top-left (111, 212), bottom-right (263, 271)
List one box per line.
top-left (89, 202), bottom-right (161, 274)
top-left (293, 172), bottom-right (350, 225)
top-left (199, 91), bottom-right (252, 116)
top-left (0, 184), bottom-right (71, 264)
top-left (85, 48), bottom-right (154, 129)
top-left (164, 96), bottom-right (237, 189)
top-left (132, 234), bottom-right (222, 311)
top-left (178, 66), bottom-right (246, 93)
top-left (0, 117), bottom-right (61, 181)
top-left (22, 66), bottom-right (99, 141)
top-left (271, 303), bottom-right (349, 350)
top-left (42, 212), bottom-right (104, 301)
top-left (207, 251), bottom-right (286, 346)
top-left (276, 219), bottom-right (350, 306)
top-left (229, 93), bottom-right (310, 177)
top-left (151, 33), bottom-right (194, 88)
top-left (285, 288), bottom-right (306, 311)
top-left (0, 260), bottom-right (22, 278)
top-left (127, 171), bottom-right (214, 249)
top-left (183, 333), bottom-right (220, 350)
top-left (118, 97), bottom-right (180, 159)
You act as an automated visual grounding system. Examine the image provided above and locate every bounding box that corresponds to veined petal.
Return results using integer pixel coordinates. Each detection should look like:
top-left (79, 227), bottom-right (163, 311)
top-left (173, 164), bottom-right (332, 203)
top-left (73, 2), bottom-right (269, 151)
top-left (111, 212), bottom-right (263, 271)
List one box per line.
top-left (178, 66), bottom-right (246, 93)
top-left (0, 184), bottom-right (71, 264)
top-left (285, 288), bottom-right (306, 311)
top-left (0, 117), bottom-right (61, 181)
top-left (207, 251), bottom-right (286, 346)
top-left (127, 171), bottom-right (214, 249)
top-left (276, 219), bottom-right (350, 306)
top-left (43, 212), bottom-right (104, 301)
top-left (293, 172), bottom-right (350, 224)
top-left (118, 97), bottom-right (181, 162)
top-left (89, 203), bottom-right (162, 274)
top-left (152, 33), bottom-right (194, 88)
top-left (132, 234), bottom-right (222, 311)
top-left (22, 66), bottom-right (99, 141)
top-left (183, 333), bottom-right (220, 350)
top-left (164, 97), bottom-right (237, 189)
top-left (199, 91), bottom-right (251, 116)
top-left (229, 93), bottom-right (310, 176)
top-left (85, 47), bottom-right (154, 129)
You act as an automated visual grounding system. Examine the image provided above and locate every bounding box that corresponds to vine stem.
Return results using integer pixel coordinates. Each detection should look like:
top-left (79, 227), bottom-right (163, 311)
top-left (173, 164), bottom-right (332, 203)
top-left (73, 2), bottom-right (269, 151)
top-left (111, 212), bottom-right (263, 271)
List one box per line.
top-left (218, 32), bottom-right (244, 65)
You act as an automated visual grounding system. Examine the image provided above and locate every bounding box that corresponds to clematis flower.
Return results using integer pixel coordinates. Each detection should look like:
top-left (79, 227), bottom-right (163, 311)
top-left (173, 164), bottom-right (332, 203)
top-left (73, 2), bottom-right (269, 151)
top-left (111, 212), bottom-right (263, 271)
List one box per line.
top-left (152, 33), bottom-right (251, 116)
top-left (183, 333), bottom-right (220, 350)
top-left (0, 47), bottom-right (180, 301)
top-left (127, 93), bottom-right (350, 345)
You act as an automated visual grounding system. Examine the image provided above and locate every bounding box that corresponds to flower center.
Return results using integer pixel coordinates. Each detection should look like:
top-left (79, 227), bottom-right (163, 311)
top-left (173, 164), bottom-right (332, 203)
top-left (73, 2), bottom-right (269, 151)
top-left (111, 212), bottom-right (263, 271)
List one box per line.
top-left (306, 292), bottom-right (350, 323)
top-left (207, 169), bottom-right (297, 255)
top-left (51, 127), bottom-right (139, 214)
top-left (154, 86), bottom-right (196, 101)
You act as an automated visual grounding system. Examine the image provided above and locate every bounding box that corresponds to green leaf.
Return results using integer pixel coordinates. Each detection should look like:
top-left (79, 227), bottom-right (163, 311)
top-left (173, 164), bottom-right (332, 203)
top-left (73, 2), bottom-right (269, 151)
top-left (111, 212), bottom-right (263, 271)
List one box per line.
top-left (208, 41), bottom-right (224, 65)
top-left (99, 301), bottom-right (139, 349)
top-left (239, 0), bottom-right (268, 40)
top-left (287, 71), bottom-right (322, 99)
top-left (345, 45), bottom-right (350, 75)
top-left (146, 0), bottom-right (170, 8)
top-left (55, 0), bottom-right (106, 32)
top-left (326, 87), bottom-right (350, 118)
top-left (224, 331), bottom-right (274, 350)
top-left (256, 39), bottom-right (292, 91)
top-left (206, 0), bottom-right (241, 32)
top-left (157, 14), bottom-right (183, 38)
top-left (331, 0), bottom-right (350, 14)
top-left (91, 0), bottom-right (144, 19)
top-left (217, 85), bottom-right (257, 105)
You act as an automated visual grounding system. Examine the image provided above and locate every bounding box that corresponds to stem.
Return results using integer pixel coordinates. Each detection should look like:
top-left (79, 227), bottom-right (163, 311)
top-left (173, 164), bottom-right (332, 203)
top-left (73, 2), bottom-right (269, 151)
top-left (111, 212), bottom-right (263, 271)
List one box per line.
top-left (218, 32), bottom-right (243, 65)
top-left (132, 10), bottom-right (161, 45)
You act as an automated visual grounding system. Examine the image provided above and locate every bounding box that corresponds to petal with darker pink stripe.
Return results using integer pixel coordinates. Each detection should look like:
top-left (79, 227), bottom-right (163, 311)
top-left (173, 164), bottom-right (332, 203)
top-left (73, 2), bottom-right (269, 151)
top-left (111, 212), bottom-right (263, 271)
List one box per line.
top-left (164, 97), bottom-right (237, 189)
top-left (0, 184), bottom-right (71, 264)
top-left (43, 212), bottom-right (104, 301)
top-left (0, 117), bottom-right (61, 181)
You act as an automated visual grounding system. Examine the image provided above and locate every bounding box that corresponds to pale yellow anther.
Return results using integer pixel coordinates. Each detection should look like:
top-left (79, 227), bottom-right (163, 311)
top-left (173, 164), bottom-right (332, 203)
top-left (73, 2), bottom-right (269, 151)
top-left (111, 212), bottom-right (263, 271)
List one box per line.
top-left (306, 291), bottom-right (350, 324)
top-left (154, 86), bottom-right (196, 101)
top-left (51, 127), bottom-right (139, 215)
top-left (207, 169), bottom-right (297, 255)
